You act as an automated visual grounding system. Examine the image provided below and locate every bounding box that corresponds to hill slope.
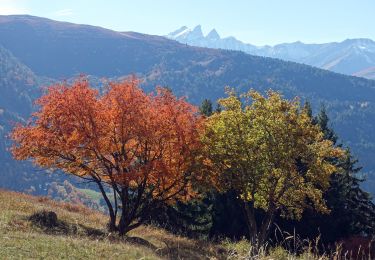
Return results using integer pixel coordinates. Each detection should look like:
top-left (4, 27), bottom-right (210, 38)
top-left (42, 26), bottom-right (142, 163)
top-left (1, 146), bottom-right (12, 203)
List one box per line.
top-left (0, 46), bottom-right (50, 194)
top-left (2, 189), bottom-right (358, 259)
top-left (0, 15), bottom-right (182, 78)
top-left (354, 66), bottom-right (375, 80)
top-left (0, 15), bottom-right (375, 195)
top-left (0, 189), bottom-right (228, 259)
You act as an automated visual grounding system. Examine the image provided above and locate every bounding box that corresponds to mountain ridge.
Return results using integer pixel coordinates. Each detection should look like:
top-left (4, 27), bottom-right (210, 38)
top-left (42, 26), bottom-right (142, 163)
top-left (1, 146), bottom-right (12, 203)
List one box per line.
top-left (166, 26), bottom-right (375, 79)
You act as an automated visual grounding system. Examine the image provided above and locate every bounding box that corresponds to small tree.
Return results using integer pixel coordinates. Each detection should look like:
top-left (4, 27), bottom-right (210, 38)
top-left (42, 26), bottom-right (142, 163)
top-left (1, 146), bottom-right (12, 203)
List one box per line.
top-left (202, 89), bottom-right (344, 248)
top-left (11, 77), bottom-right (203, 235)
top-left (199, 99), bottom-right (213, 117)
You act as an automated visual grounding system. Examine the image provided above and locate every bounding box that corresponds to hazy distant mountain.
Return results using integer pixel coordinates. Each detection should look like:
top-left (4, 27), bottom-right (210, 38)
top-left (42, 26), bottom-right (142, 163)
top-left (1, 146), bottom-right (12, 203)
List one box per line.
top-left (0, 15), bottom-right (375, 195)
top-left (166, 26), bottom-right (375, 79)
top-left (354, 67), bottom-right (375, 80)
top-left (167, 25), bottom-right (259, 54)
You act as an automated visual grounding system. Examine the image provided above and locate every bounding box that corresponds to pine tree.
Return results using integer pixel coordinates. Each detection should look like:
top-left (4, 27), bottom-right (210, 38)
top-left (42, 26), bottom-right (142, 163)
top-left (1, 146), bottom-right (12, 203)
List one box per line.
top-left (215, 103), bottom-right (222, 113)
top-left (329, 149), bottom-right (375, 236)
top-left (316, 105), bottom-right (338, 144)
top-left (199, 99), bottom-right (213, 117)
top-left (280, 106), bottom-right (375, 243)
top-left (147, 198), bottom-right (213, 238)
top-left (303, 100), bottom-right (313, 119)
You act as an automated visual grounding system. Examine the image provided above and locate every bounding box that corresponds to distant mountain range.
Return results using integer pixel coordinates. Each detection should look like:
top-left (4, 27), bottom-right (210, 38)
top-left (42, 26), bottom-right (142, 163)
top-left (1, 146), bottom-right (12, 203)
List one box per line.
top-left (0, 15), bottom-right (374, 196)
top-left (166, 26), bottom-right (375, 79)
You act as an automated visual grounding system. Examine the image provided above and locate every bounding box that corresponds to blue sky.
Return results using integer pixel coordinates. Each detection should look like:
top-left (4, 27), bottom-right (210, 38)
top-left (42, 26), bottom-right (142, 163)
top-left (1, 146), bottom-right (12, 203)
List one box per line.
top-left (0, 0), bottom-right (374, 45)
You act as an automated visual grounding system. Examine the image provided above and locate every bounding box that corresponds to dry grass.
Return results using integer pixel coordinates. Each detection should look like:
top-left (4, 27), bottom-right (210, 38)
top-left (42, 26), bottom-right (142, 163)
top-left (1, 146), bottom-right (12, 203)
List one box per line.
top-left (0, 189), bottom-right (226, 259)
top-left (223, 238), bottom-right (329, 260)
top-left (0, 189), bottom-right (157, 259)
top-left (0, 189), bottom-right (356, 260)
top-left (130, 225), bottom-right (226, 259)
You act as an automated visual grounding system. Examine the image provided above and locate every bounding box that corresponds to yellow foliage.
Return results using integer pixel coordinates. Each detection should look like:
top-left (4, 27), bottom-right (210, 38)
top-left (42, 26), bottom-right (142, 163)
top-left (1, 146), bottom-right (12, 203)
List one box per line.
top-left (203, 89), bottom-right (344, 219)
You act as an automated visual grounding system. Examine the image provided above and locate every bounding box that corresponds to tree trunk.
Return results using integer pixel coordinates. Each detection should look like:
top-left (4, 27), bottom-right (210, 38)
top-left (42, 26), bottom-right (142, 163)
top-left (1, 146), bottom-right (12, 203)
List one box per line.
top-left (118, 212), bottom-right (128, 236)
top-left (243, 202), bottom-right (258, 244)
top-left (258, 210), bottom-right (275, 247)
top-left (117, 205), bottom-right (144, 236)
top-left (96, 181), bottom-right (117, 232)
top-left (118, 188), bottom-right (129, 236)
top-left (243, 201), bottom-right (276, 253)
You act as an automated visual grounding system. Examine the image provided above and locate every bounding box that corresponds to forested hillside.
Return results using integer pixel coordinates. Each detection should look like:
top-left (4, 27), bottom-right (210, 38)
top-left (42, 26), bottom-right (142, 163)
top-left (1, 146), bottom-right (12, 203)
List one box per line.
top-left (0, 15), bottom-right (374, 195)
top-left (0, 46), bottom-right (69, 194)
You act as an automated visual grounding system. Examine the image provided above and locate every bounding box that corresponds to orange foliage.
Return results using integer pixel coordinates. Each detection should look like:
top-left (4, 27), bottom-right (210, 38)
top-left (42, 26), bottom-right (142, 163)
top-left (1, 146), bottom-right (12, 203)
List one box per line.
top-left (11, 77), bottom-right (204, 233)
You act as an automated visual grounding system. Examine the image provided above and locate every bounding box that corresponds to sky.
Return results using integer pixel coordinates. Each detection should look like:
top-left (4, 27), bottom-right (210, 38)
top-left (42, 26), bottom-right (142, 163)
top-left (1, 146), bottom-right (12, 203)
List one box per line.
top-left (0, 0), bottom-right (374, 46)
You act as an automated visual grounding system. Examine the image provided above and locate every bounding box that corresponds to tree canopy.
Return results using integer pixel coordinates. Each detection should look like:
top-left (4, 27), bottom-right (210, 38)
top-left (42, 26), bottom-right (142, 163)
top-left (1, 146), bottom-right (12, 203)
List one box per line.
top-left (11, 77), bottom-right (204, 235)
top-left (202, 89), bottom-right (344, 246)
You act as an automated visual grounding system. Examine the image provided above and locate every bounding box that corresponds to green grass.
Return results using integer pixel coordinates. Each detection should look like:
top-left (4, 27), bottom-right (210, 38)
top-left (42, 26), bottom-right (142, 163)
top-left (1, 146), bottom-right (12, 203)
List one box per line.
top-left (0, 189), bottom-right (224, 259)
top-left (0, 189), bottom-right (340, 259)
top-left (76, 187), bottom-right (103, 202)
top-left (0, 190), bottom-right (159, 259)
top-left (0, 231), bottom-right (157, 260)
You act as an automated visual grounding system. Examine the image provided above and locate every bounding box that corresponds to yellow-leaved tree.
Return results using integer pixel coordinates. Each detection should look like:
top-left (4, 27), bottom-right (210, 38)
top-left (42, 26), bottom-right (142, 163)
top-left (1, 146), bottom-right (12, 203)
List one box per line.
top-left (202, 89), bottom-right (344, 247)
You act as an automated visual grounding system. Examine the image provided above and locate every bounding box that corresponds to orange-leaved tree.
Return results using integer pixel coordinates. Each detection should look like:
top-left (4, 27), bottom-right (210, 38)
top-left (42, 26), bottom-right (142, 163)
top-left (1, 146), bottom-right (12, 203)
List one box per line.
top-left (11, 77), bottom-right (204, 235)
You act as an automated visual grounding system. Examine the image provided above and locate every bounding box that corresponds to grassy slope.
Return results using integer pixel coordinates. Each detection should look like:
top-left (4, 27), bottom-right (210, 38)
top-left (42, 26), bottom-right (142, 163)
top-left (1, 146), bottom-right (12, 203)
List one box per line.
top-left (0, 189), bottom-right (224, 260)
top-left (0, 189), bottom-right (335, 259)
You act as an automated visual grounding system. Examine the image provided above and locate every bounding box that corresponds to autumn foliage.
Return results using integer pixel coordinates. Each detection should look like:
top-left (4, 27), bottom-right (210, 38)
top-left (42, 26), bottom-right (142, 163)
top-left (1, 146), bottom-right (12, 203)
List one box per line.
top-left (11, 77), bottom-right (203, 234)
top-left (12, 77), bottom-right (348, 246)
top-left (202, 89), bottom-right (344, 247)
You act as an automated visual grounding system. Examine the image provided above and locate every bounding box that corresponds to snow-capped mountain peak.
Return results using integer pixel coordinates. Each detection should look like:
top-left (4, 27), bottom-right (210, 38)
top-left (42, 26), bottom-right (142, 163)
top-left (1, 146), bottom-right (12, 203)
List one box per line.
top-left (165, 26), bottom-right (375, 80)
top-left (167, 25), bottom-right (205, 42)
top-left (167, 26), bottom-right (191, 39)
top-left (189, 25), bottom-right (204, 39)
top-left (206, 29), bottom-right (220, 40)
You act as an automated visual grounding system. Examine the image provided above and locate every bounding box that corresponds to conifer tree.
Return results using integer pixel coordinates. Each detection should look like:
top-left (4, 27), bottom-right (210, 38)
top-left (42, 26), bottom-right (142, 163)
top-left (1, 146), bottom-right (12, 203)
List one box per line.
top-left (199, 99), bottom-right (213, 117)
top-left (215, 103), bottom-right (222, 113)
top-left (279, 106), bottom-right (375, 244)
top-left (315, 107), bottom-right (375, 239)
top-left (316, 105), bottom-right (338, 144)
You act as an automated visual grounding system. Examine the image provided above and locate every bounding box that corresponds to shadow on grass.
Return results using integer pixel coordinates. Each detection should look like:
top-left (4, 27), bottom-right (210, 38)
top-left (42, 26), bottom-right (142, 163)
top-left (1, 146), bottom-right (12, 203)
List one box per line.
top-left (156, 241), bottom-right (227, 260)
top-left (124, 235), bottom-right (226, 260)
top-left (28, 210), bottom-right (227, 259)
top-left (28, 210), bottom-right (105, 238)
